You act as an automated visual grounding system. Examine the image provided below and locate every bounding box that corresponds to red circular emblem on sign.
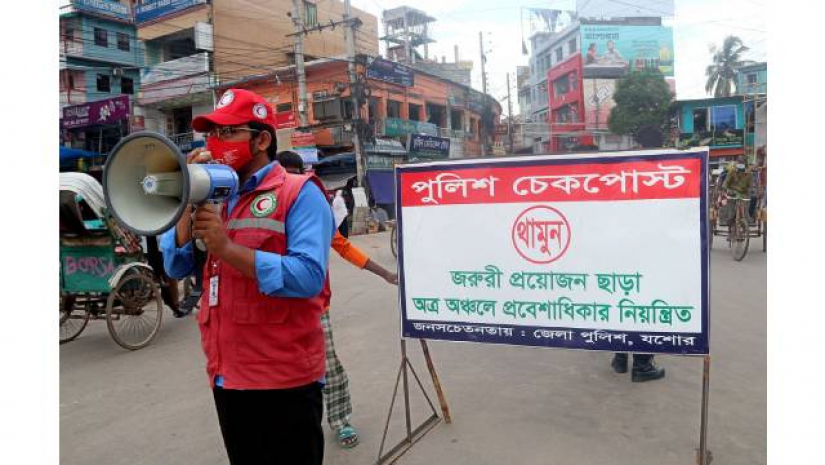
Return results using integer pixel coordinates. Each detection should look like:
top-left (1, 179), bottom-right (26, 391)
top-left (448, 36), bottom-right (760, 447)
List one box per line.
top-left (511, 205), bottom-right (572, 264)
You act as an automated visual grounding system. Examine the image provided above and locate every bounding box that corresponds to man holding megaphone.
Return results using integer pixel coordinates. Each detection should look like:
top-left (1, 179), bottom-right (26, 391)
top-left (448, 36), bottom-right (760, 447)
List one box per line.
top-left (159, 89), bottom-right (334, 465)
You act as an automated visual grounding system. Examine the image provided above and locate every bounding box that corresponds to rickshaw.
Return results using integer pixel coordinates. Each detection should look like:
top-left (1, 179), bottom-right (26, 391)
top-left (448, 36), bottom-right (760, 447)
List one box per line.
top-left (708, 162), bottom-right (767, 261)
top-left (59, 172), bottom-right (165, 350)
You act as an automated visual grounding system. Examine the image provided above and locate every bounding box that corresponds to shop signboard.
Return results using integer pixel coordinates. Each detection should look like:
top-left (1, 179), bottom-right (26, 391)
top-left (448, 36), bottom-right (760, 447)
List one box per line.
top-left (366, 57), bottom-right (414, 87)
top-left (62, 95), bottom-right (130, 130)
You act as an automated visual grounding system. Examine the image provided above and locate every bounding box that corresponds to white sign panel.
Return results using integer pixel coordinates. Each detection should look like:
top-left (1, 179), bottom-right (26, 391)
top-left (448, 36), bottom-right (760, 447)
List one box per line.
top-left (396, 149), bottom-right (710, 354)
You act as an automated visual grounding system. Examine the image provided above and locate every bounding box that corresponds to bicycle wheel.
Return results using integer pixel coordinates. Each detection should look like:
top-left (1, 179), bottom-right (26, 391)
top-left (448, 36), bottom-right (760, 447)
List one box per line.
top-left (731, 216), bottom-right (750, 261)
top-left (60, 294), bottom-right (90, 344)
top-left (391, 224), bottom-right (398, 258)
top-left (106, 271), bottom-right (163, 350)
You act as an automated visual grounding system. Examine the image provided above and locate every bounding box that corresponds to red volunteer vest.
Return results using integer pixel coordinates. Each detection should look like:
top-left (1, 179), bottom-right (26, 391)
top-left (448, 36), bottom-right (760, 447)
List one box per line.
top-left (197, 164), bottom-right (327, 390)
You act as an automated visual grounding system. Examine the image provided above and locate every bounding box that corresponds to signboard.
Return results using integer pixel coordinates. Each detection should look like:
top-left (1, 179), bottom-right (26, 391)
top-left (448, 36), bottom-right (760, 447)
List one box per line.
top-left (275, 111), bottom-right (297, 129)
top-left (367, 57), bottom-right (414, 87)
top-left (678, 129), bottom-right (744, 148)
top-left (384, 118), bottom-right (438, 137)
top-left (290, 131), bottom-right (316, 148)
top-left (129, 115), bottom-right (146, 132)
top-left (408, 134), bottom-right (450, 159)
top-left (62, 95), bottom-right (130, 130)
top-left (494, 124), bottom-right (509, 135)
top-left (580, 25), bottom-right (674, 77)
top-left (396, 149), bottom-right (709, 355)
top-left (135, 0), bottom-right (206, 24)
top-left (71, 0), bottom-right (132, 22)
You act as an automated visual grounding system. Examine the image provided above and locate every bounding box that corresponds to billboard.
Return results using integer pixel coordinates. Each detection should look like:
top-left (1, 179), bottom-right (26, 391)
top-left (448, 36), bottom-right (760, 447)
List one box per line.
top-left (396, 149), bottom-right (709, 354)
top-left (580, 25), bottom-right (674, 77)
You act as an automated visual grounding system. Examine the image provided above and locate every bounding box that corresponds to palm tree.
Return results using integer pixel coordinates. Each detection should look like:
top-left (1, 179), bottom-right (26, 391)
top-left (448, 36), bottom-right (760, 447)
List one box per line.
top-left (705, 36), bottom-right (751, 97)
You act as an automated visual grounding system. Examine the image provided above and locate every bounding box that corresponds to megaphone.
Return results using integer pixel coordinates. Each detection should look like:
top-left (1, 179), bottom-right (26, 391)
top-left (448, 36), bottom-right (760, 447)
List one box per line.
top-left (103, 131), bottom-right (238, 236)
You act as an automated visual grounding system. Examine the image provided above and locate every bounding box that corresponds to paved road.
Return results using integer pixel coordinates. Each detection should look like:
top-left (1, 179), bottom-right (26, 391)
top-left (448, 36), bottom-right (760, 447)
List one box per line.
top-left (61, 232), bottom-right (766, 465)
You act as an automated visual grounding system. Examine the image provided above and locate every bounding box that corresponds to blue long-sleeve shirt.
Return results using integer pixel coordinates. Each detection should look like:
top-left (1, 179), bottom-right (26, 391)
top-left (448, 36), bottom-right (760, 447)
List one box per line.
top-left (160, 162), bottom-right (335, 299)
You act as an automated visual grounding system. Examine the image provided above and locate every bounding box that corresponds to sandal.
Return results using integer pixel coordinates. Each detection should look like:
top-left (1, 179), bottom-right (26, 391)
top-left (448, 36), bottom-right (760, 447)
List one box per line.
top-left (337, 425), bottom-right (359, 449)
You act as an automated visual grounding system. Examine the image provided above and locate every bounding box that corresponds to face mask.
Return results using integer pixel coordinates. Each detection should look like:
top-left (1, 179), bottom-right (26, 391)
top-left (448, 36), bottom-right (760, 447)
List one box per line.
top-left (206, 136), bottom-right (253, 170)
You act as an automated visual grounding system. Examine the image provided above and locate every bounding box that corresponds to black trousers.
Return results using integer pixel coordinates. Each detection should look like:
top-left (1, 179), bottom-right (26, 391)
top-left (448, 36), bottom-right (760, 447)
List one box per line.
top-left (212, 382), bottom-right (324, 465)
top-left (614, 353), bottom-right (654, 367)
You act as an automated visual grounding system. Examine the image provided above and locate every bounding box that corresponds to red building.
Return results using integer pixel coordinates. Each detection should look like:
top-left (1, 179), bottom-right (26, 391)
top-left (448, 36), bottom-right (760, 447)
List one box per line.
top-left (546, 54), bottom-right (593, 151)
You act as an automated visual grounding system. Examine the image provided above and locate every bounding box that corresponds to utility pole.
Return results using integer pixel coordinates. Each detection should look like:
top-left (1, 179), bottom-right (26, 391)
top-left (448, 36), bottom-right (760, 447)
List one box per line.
top-left (344, 0), bottom-right (366, 188)
top-left (290, 0), bottom-right (309, 127)
top-left (506, 72), bottom-right (514, 154)
top-left (479, 31), bottom-right (488, 157)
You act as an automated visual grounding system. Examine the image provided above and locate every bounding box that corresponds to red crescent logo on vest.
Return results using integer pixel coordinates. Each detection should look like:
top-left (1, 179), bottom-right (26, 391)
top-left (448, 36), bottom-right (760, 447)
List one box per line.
top-left (251, 193), bottom-right (277, 217)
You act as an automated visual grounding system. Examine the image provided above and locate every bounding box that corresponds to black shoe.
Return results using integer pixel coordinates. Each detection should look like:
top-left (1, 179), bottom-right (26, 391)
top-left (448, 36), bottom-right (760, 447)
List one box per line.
top-left (611, 354), bottom-right (628, 374)
top-left (631, 363), bottom-right (666, 382)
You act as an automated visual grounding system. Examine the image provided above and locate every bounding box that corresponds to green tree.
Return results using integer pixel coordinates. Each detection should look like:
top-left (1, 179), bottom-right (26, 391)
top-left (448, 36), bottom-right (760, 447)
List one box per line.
top-left (705, 36), bottom-right (750, 97)
top-left (608, 71), bottom-right (674, 146)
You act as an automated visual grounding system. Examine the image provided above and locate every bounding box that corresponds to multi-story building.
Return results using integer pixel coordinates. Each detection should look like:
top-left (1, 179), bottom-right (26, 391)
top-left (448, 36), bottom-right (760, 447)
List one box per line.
top-left (134, 0), bottom-right (378, 152)
top-left (736, 62), bottom-right (767, 96)
top-left (215, 57), bottom-right (501, 210)
top-left (60, 0), bottom-right (142, 166)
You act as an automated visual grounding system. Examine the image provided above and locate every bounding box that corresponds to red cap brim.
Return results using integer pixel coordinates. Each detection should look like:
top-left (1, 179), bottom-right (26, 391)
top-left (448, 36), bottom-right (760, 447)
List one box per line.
top-left (192, 113), bottom-right (253, 132)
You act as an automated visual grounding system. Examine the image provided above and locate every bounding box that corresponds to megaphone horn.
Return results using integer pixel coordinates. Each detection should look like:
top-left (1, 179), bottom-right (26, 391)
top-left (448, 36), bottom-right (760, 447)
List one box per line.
top-left (103, 131), bottom-right (238, 237)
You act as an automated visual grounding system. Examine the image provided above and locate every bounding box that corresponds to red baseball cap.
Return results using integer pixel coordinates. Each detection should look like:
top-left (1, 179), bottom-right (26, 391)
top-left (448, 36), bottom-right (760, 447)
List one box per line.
top-left (192, 88), bottom-right (277, 132)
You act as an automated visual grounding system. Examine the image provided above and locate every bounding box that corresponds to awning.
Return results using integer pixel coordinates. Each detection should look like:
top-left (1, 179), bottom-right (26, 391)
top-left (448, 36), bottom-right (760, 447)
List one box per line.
top-left (59, 172), bottom-right (106, 218)
top-left (364, 138), bottom-right (407, 155)
top-left (367, 171), bottom-right (396, 204)
top-left (60, 146), bottom-right (100, 162)
top-left (293, 147), bottom-right (319, 164)
top-left (318, 172), bottom-right (355, 191)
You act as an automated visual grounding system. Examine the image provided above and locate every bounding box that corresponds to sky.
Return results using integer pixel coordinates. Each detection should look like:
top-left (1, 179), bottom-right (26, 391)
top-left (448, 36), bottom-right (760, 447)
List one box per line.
top-left (350, 0), bottom-right (767, 114)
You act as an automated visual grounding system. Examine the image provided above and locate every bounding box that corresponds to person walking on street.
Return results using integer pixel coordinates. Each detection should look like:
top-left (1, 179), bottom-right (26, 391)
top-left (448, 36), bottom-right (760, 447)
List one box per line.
top-left (160, 89), bottom-right (334, 465)
top-left (278, 150), bottom-right (399, 448)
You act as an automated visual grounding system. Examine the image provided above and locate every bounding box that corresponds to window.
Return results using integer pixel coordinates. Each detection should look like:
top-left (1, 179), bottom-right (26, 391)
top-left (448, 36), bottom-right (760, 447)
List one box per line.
top-left (121, 77), bottom-right (134, 95)
top-left (746, 73), bottom-right (758, 84)
top-left (312, 90), bottom-right (329, 100)
top-left (555, 47), bottom-right (563, 62)
top-left (64, 24), bottom-right (75, 41)
top-left (387, 100), bottom-right (402, 118)
top-left (692, 108), bottom-right (708, 132)
top-left (408, 103), bottom-right (421, 121)
top-left (552, 75), bottom-right (570, 96)
top-left (96, 74), bottom-right (111, 92)
top-left (312, 98), bottom-right (342, 120)
top-left (304, 1), bottom-right (318, 27)
top-left (570, 71), bottom-right (578, 90)
top-left (117, 33), bottom-right (130, 51)
top-left (568, 38), bottom-right (577, 54)
top-left (276, 103), bottom-right (293, 113)
top-left (94, 28), bottom-right (108, 47)
top-left (711, 105), bottom-right (737, 131)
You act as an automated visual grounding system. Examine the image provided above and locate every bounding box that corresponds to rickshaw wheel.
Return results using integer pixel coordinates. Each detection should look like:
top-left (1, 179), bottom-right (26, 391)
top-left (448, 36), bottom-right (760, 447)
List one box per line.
top-left (762, 221), bottom-right (767, 252)
top-left (60, 294), bottom-right (90, 344)
top-left (106, 271), bottom-right (163, 350)
top-left (731, 217), bottom-right (750, 262)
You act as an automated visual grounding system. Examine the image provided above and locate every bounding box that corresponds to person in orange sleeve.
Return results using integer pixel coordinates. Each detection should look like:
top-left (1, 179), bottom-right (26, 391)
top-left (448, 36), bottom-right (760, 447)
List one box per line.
top-left (277, 150), bottom-right (398, 448)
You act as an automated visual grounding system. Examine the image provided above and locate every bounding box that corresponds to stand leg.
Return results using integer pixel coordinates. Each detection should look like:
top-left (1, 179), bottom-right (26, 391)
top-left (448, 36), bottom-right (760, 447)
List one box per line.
top-left (420, 339), bottom-right (452, 424)
top-left (401, 339), bottom-right (413, 441)
top-left (377, 357), bottom-right (405, 461)
top-left (697, 355), bottom-right (713, 465)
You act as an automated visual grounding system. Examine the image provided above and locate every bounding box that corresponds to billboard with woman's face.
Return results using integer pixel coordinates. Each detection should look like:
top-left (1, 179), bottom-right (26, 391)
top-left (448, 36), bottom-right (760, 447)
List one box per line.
top-left (581, 25), bottom-right (674, 78)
